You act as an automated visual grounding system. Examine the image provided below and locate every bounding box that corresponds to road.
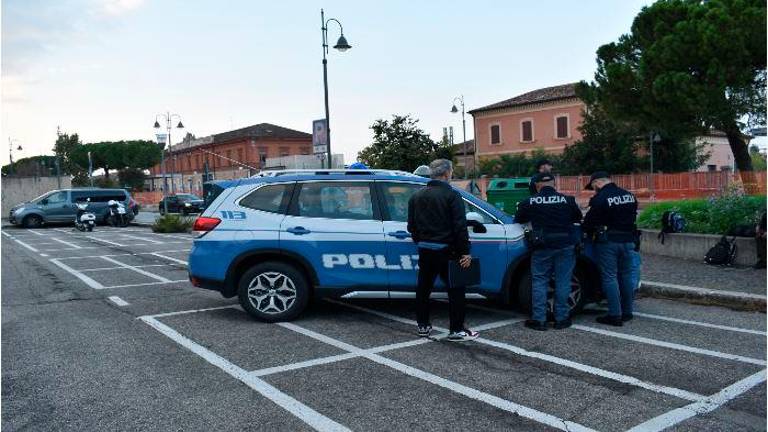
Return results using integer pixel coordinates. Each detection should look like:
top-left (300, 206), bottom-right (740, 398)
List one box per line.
top-left (2, 224), bottom-right (766, 431)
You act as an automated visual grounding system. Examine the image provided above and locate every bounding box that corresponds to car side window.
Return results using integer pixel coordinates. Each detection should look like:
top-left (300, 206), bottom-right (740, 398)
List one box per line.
top-left (464, 199), bottom-right (496, 224)
top-left (380, 182), bottom-right (424, 222)
top-left (296, 182), bottom-right (374, 220)
top-left (44, 191), bottom-right (67, 205)
top-left (240, 184), bottom-right (291, 214)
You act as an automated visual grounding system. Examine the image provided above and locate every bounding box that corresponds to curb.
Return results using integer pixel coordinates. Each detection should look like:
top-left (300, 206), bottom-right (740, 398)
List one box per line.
top-left (639, 280), bottom-right (766, 311)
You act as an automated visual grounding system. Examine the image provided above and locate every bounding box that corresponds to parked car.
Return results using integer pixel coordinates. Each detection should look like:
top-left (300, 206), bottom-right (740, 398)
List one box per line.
top-left (158, 194), bottom-right (205, 215)
top-left (9, 188), bottom-right (137, 228)
top-left (188, 169), bottom-right (602, 322)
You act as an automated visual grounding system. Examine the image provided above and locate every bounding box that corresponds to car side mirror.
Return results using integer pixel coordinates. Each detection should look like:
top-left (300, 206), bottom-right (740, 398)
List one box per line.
top-left (466, 212), bottom-right (487, 234)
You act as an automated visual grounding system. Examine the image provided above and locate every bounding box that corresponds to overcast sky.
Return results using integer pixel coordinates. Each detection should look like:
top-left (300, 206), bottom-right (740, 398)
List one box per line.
top-left (2, 0), bottom-right (658, 166)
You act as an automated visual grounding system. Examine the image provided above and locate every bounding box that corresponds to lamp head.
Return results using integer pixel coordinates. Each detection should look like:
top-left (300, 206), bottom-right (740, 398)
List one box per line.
top-left (177, 121), bottom-right (184, 129)
top-left (333, 34), bottom-right (351, 52)
top-left (450, 105), bottom-right (459, 113)
top-left (153, 120), bottom-right (161, 129)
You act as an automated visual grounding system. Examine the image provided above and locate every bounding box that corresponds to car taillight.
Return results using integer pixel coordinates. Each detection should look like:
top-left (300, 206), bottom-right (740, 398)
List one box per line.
top-left (193, 216), bottom-right (221, 232)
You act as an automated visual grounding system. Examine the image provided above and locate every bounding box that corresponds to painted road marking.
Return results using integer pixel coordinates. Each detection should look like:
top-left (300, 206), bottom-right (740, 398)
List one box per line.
top-left (99, 256), bottom-right (172, 282)
top-left (102, 280), bottom-right (188, 289)
top-left (328, 300), bottom-right (706, 402)
top-left (118, 234), bottom-right (164, 244)
top-left (140, 316), bottom-right (352, 432)
top-left (85, 236), bottom-right (126, 247)
top-left (626, 369), bottom-right (767, 432)
top-left (25, 229), bottom-right (45, 236)
top-left (108, 296), bottom-right (130, 307)
top-left (56, 250), bottom-right (188, 261)
top-left (40, 253), bottom-right (49, 257)
top-left (149, 252), bottom-right (188, 265)
top-left (585, 306), bottom-right (766, 336)
top-left (50, 258), bottom-right (105, 289)
top-left (279, 321), bottom-right (595, 432)
top-left (145, 305), bottom-right (239, 319)
top-left (2, 231), bottom-right (40, 252)
top-left (641, 280), bottom-right (767, 301)
top-left (51, 238), bottom-right (83, 249)
top-left (79, 264), bottom-right (178, 273)
top-left (572, 324), bottom-right (766, 366)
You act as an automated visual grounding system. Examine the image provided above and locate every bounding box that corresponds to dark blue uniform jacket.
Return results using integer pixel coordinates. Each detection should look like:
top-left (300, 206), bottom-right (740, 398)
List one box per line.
top-left (516, 186), bottom-right (582, 248)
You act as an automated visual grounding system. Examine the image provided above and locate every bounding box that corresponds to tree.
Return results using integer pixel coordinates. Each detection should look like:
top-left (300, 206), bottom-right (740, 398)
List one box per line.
top-left (118, 167), bottom-right (147, 190)
top-left (358, 115), bottom-right (453, 172)
top-left (592, 0), bottom-right (766, 173)
top-left (750, 144), bottom-right (767, 171)
top-left (53, 132), bottom-right (82, 175)
top-left (1, 156), bottom-right (59, 177)
top-left (70, 140), bottom-right (160, 179)
top-left (479, 149), bottom-right (560, 177)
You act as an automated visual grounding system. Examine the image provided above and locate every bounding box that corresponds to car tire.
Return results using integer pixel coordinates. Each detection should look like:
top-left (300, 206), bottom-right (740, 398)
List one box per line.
top-left (238, 261), bottom-right (310, 322)
top-left (22, 214), bottom-right (43, 229)
top-left (515, 264), bottom-right (587, 319)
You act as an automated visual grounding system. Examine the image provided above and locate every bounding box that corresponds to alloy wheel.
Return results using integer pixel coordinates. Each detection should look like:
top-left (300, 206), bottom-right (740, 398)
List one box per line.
top-left (246, 272), bottom-right (297, 315)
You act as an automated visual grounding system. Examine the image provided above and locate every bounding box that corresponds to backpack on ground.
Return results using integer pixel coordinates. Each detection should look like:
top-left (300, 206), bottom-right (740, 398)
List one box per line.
top-left (704, 236), bottom-right (737, 266)
top-left (658, 211), bottom-right (686, 244)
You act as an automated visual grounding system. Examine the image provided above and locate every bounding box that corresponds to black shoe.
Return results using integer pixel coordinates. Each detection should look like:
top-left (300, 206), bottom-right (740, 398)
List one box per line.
top-left (622, 313), bottom-right (634, 322)
top-left (596, 315), bottom-right (623, 327)
top-left (417, 324), bottom-right (433, 337)
top-left (524, 320), bottom-right (548, 331)
top-left (754, 261), bottom-right (766, 269)
top-left (553, 319), bottom-right (572, 330)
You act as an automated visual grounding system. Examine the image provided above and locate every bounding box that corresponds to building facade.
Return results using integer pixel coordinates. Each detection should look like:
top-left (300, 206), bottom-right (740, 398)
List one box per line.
top-left (469, 83), bottom-right (584, 160)
top-left (148, 123), bottom-right (313, 193)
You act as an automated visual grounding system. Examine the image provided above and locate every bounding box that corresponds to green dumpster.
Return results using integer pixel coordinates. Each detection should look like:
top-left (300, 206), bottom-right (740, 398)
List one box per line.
top-left (486, 177), bottom-right (531, 215)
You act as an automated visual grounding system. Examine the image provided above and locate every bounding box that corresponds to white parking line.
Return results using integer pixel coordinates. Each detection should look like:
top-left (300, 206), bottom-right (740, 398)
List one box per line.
top-left (626, 369), bottom-right (767, 432)
top-left (50, 258), bottom-right (105, 289)
top-left (51, 238), bottom-right (83, 249)
top-left (149, 252), bottom-right (188, 265)
top-left (2, 231), bottom-right (39, 252)
top-left (572, 324), bottom-right (767, 366)
top-left (140, 316), bottom-right (352, 432)
top-left (118, 234), bottom-right (164, 244)
top-left (99, 256), bottom-right (172, 283)
top-left (102, 280), bottom-right (188, 289)
top-left (585, 306), bottom-right (766, 336)
top-left (145, 305), bottom-right (239, 319)
top-left (279, 321), bottom-right (595, 432)
top-left (56, 250), bottom-right (188, 260)
top-left (641, 280), bottom-right (767, 301)
top-left (85, 236), bottom-right (126, 247)
top-left (108, 296), bottom-right (130, 306)
top-left (80, 264), bottom-right (178, 273)
top-left (25, 229), bottom-right (45, 236)
top-left (327, 300), bottom-right (706, 402)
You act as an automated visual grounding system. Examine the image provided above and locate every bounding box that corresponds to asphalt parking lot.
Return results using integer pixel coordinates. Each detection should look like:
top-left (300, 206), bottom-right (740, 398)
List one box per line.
top-left (2, 224), bottom-right (766, 431)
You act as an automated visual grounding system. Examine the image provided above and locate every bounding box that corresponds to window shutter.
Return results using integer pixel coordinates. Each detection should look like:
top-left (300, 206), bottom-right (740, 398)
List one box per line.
top-left (491, 125), bottom-right (500, 144)
top-left (522, 121), bottom-right (532, 142)
top-left (556, 116), bottom-right (568, 138)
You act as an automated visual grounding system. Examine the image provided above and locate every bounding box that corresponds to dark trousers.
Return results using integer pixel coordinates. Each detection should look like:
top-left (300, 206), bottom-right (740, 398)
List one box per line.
top-left (416, 248), bottom-right (466, 332)
top-left (757, 235), bottom-right (766, 265)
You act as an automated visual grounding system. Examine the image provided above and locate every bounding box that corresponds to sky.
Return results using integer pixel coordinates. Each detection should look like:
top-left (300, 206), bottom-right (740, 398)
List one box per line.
top-left (1, 0), bottom-right (660, 166)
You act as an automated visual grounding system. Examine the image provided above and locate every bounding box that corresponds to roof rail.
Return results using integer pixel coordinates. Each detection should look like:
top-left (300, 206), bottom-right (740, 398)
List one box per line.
top-left (252, 169), bottom-right (419, 178)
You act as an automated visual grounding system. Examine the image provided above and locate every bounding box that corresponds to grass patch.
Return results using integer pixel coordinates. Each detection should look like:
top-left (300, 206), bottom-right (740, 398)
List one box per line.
top-left (637, 192), bottom-right (765, 235)
top-left (151, 214), bottom-right (194, 233)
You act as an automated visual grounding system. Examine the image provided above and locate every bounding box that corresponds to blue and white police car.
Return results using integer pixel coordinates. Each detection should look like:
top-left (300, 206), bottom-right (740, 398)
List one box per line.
top-left (188, 169), bottom-right (601, 322)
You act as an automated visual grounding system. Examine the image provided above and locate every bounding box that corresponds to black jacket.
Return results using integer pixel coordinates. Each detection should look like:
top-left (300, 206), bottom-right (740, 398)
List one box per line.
top-left (407, 180), bottom-right (470, 255)
top-left (583, 183), bottom-right (638, 234)
top-left (516, 186), bottom-right (582, 248)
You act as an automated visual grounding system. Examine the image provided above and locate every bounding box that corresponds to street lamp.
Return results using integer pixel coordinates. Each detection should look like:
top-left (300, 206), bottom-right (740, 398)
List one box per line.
top-left (7, 138), bottom-right (21, 176)
top-left (320, 8), bottom-right (352, 169)
top-left (649, 131), bottom-right (661, 201)
top-left (154, 112), bottom-right (184, 214)
top-left (450, 95), bottom-right (469, 179)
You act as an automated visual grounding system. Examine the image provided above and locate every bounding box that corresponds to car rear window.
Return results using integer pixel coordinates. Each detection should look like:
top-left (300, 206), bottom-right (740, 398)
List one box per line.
top-left (239, 184), bottom-right (292, 214)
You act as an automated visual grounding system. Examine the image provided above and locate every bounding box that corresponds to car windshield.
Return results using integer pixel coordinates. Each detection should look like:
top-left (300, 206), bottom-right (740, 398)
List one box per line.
top-left (31, 192), bottom-right (54, 203)
top-left (176, 194), bottom-right (201, 201)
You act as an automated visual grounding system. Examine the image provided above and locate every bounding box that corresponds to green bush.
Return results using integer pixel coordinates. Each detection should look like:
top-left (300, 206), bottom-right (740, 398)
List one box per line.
top-left (637, 193), bottom-right (766, 235)
top-left (152, 214), bottom-right (194, 233)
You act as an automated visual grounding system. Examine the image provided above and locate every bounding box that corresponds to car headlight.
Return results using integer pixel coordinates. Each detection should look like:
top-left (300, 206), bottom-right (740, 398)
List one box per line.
top-left (14, 207), bottom-right (25, 215)
top-left (184, 202), bottom-right (191, 207)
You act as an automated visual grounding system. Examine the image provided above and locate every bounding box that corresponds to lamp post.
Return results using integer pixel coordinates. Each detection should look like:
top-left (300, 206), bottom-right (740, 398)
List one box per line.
top-left (320, 9), bottom-right (352, 169)
top-left (450, 95), bottom-right (468, 179)
top-left (649, 131), bottom-right (661, 201)
top-left (7, 138), bottom-right (21, 176)
top-left (154, 112), bottom-right (184, 214)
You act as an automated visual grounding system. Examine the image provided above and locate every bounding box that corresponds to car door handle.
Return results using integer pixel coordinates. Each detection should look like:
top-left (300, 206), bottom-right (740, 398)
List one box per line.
top-left (387, 231), bottom-right (411, 239)
top-left (287, 226), bottom-right (311, 235)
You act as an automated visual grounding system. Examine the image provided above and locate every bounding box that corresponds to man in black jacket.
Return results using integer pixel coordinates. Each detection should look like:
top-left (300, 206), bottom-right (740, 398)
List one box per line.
top-left (528, 159), bottom-right (553, 195)
top-left (516, 173), bottom-right (582, 330)
top-left (407, 159), bottom-right (478, 341)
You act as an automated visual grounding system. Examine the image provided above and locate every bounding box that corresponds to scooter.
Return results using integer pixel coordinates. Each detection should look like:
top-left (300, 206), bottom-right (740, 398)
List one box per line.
top-left (75, 200), bottom-right (96, 232)
top-left (107, 200), bottom-right (128, 227)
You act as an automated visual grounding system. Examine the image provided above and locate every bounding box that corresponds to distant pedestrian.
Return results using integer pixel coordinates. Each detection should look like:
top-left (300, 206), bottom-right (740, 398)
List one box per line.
top-left (582, 172), bottom-right (640, 326)
top-left (407, 159), bottom-right (478, 341)
top-left (529, 159), bottom-right (553, 195)
top-left (516, 173), bottom-right (582, 330)
top-left (755, 211), bottom-right (766, 269)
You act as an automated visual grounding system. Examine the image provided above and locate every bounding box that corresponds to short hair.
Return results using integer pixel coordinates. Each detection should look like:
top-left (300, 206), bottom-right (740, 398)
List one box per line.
top-left (429, 159), bottom-right (453, 178)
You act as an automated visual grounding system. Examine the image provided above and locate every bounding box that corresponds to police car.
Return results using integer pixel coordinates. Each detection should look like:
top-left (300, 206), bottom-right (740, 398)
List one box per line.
top-left (188, 169), bottom-right (601, 322)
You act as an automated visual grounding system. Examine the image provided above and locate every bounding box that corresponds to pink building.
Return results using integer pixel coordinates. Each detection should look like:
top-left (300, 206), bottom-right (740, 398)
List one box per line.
top-left (469, 83), bottom-right (585, 161)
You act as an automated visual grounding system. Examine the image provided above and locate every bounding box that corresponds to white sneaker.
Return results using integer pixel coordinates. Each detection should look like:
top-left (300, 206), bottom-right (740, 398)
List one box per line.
top-left (446, 328), bottom-right (479, 342)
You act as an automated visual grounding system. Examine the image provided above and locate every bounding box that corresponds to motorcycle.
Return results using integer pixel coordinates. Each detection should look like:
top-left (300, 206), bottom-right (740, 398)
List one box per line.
top-left (107, 200), bottom-right (128, 227)
top-left (75, 200), bottom-right (96, 232)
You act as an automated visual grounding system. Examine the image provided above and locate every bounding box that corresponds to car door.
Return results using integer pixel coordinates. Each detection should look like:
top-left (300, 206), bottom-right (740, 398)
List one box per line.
top-left (279, 180), bottom-right (388, 296)
top-left (40, 191), bottom-right (72, 222)
top-left (378, 181), bottom-right (508, 298)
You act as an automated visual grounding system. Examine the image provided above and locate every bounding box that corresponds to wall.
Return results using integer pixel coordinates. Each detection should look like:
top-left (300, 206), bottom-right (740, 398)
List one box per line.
top-left (2, 176), bottom-right (72, 215)
top-left (695, 135), bottom-right (736, 172)
top-left (474, 99), bottom-right (585, 158)
top-left (639, 229), bottom-right (757, 266)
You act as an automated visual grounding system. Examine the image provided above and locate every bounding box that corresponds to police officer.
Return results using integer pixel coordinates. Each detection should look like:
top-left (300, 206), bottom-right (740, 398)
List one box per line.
top-left (582, 171), bottom-right (639, 327)
top-left (515, 172), bottom-right (582, 331)
top-left (529, 159), bottom-right (553, 195)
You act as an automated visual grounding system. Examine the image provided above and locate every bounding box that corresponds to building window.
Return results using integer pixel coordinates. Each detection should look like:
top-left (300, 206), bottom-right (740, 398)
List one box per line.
top-left (490, 124), bottom-right (501, 145)
top-left (555, 115), bottom-right (569, 139)
top-left (521, 120), bottom-right (533, 142)
top-left (226, 150), bottom-right (232, 166)
top-left (259, 147), bottom-right (268, 166)
top-left (279, 147), bottom-right (290, 157)
top-left (237, 148), bottom-right (243, 164)
top-left (707, 164), bottom-right (717, 172)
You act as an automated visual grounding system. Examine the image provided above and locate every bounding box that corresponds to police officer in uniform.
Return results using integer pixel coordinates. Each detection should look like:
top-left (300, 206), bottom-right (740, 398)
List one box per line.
top-left (582, 171), bottom-right (639, 327)
top-left (515, 173), bottom-right (582, 330)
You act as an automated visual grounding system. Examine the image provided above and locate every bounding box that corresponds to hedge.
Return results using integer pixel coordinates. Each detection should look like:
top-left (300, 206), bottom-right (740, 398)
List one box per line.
top-left (637, 194), bottom-right (766, 235)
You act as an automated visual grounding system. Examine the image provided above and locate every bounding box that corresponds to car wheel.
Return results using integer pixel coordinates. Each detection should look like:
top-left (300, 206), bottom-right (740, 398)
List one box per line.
top-left (22, 214), bottom-right (43, 229)
top-left (515, 265), bottom-right (587, 318)
top-left (238, 261), bottom-right (310, 322)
